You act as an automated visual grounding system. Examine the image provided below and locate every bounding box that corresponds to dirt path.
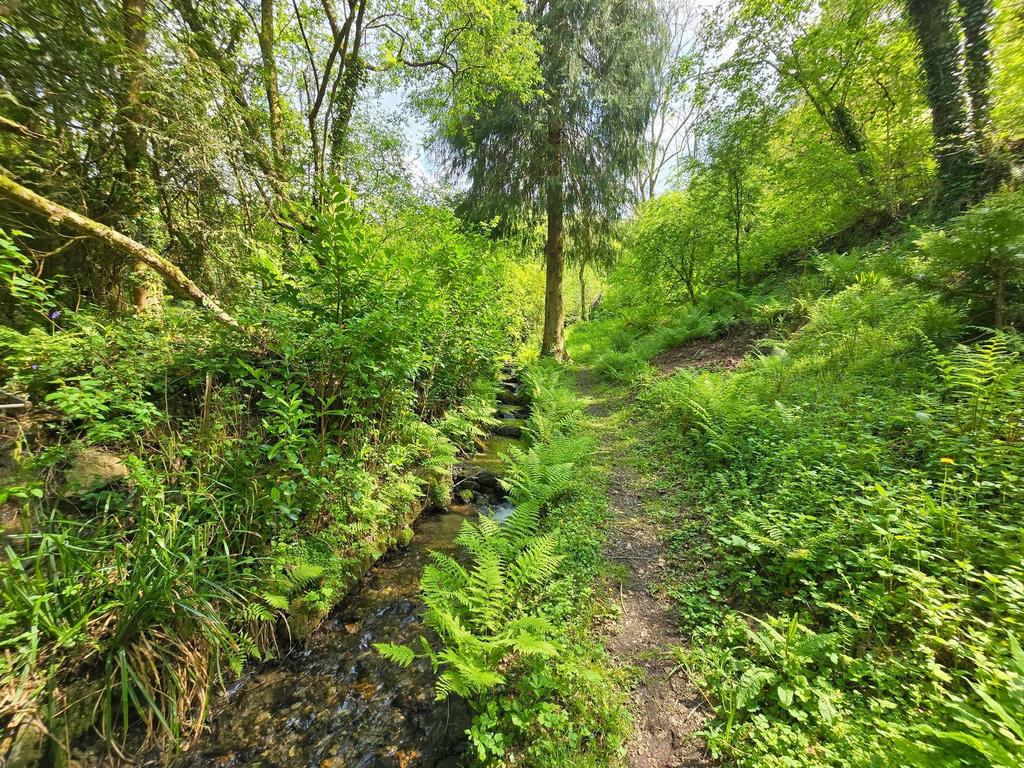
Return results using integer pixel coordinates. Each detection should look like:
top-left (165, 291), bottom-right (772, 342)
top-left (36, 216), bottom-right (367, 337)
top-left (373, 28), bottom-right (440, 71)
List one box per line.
top-left (575, 368), bottom-right (711, 768)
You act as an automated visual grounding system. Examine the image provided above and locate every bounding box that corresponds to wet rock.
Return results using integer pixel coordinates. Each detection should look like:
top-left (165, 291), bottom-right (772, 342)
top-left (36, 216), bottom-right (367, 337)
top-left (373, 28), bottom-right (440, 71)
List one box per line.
top-left (496, 404), bottom-right (527, 420)
top-left (474, 471), bottom-right (498, 489)
top-left (496, 388), bottom-right (526, 406)
top-left (65, 447), bottom-right (128, 494)
top-left (493, 423), bottom-right (523, 438)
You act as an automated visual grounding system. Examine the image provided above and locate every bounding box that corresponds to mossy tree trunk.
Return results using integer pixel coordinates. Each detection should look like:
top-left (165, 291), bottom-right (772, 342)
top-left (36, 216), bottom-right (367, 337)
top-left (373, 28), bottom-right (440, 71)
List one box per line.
top-left (904, 0), bottom-right (979, 207)
top-left (119, 0), bottom-right (160, 311)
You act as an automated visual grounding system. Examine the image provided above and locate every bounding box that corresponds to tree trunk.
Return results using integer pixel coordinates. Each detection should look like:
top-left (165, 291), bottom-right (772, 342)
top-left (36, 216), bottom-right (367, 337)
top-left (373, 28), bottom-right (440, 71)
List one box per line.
top-left (829, 104), bottom-right (873, 180)
top-left (994, 267), bottom-right (1005, 329)
top-left (258, 0), bottom-right (286, 179)
top-left (685, 244), bottom-right (696, 305)
top-left (729, 168), bottom-right (742, 290)
top-left (119, 0), bottom-right (157, 311)
top-left (0, 172), bottom-right (243, 330)
top-left (960, 0), bottom-right (993, 145)
top-left (792, 74), bottom-right (873, 182)
top-left (541, 121), bottom-right (566, 360)
top-left (578, 262), bottom-right (587, 323)
top-left (329, 58), bottom-right (365, 172)
top-left (904, 0), bottom-right (977, 207)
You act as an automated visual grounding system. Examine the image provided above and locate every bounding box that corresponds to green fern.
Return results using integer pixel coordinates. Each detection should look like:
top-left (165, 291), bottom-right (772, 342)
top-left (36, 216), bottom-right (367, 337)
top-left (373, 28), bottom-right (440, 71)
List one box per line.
top-left (374, 643), bottom-right (416, 668)
top-left (377, 500), bottom-right (564, 701)
top-left (930, 332), bottom-right (1022, 440)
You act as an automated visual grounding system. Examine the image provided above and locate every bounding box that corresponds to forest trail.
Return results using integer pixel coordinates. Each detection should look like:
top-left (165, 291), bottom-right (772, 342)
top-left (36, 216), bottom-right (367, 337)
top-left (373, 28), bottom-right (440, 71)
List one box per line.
top-left (574, 368), bottom-right (712, 768)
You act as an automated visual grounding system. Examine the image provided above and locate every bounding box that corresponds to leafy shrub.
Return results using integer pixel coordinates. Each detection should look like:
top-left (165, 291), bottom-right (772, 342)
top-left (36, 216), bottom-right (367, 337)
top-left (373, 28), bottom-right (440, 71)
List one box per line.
top-left (918, 188), bottom-right (1024, 329)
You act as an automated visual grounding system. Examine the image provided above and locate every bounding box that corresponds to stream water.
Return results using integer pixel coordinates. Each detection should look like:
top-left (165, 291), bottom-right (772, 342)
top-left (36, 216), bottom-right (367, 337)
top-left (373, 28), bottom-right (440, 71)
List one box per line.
top-left (170, 405), bottom-right (525, 768)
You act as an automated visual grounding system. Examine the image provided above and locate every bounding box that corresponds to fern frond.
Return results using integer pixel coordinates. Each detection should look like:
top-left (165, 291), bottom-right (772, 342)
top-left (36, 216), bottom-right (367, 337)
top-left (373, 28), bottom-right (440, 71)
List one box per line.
top-left (374, 643), bottom-right (416, 668)
top-left (508, 533), bottom-right (563, 590)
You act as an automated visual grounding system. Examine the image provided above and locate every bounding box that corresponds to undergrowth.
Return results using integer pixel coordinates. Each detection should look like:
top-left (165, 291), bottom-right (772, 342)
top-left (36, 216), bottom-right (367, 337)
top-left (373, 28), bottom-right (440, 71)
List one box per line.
top-left (0, 190), bottom-right (535, 762)
top-left (568, 189), bottom-right (1024, 768)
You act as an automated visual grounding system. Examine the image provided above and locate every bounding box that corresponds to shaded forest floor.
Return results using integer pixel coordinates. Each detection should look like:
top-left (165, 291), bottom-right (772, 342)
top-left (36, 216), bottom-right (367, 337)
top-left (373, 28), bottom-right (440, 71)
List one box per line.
top-left (574, 366), bottom-right (713, 768)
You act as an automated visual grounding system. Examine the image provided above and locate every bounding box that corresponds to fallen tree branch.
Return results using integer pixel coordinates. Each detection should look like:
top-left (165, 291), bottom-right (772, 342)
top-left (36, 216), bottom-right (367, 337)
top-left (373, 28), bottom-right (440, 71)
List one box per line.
top-left (0, 170), bottom-right (243, 330)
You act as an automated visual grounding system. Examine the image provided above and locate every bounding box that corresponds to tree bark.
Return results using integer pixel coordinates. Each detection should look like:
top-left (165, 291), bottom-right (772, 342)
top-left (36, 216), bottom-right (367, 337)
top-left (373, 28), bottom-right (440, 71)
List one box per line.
top-left (0, 172), bottom-right (242, 330)
top-left (829, 104), bottom-right (873, 180)
top-left (729, 168), bottom-right (742, 290)
top-left (328, 57), bottom-right (365, 172)
top-left (119, 0), bottom-right (157, 310)
top-left (904, 0), bottom-right (977, 207)
top-left (0, 115), bottom-right (39, 139)
top-left (578, 261), bottom-right (587, 323)
top-left (788, 69), bottom-right (873, 182)
top-left (993, 267), bottom-right (1005, 329)
top-left (960, 0), bottom-right (993, 145)
top-left (541, 121), bottom-right (566, 360)
top-left (258, 0), bottom-right (286, 179)
top-left (684, 243), bottom-right (696, 305)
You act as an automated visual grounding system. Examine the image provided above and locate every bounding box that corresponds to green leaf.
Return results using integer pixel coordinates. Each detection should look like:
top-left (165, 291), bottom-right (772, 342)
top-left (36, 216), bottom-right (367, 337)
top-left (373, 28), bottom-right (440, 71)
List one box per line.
top-left (262, 593), bottom-right (290, 610)
top-left (735, 667), bottom-right (775, 710)
top-left (817, 692), bottom-right (838, 725)
top-left (777, 685), bottom-right (794, 708)
top-left (373, 643), bottom-right (416, 668)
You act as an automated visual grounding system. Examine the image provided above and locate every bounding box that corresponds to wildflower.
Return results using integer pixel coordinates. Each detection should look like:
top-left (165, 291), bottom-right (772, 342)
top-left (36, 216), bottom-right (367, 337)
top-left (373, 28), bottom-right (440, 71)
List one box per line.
top-left (49, 309), bottom-right (62, 319)
top-left (940, 457), bottom-right (955, 465)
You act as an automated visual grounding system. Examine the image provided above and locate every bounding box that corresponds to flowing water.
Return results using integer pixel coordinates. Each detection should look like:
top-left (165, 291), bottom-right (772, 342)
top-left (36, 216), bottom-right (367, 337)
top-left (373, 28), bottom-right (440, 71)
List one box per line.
top-left (170, 422), bottom-right (524, 768)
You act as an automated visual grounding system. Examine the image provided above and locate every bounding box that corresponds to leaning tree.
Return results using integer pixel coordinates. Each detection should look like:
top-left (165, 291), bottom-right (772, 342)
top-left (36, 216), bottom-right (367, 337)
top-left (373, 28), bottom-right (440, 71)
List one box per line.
top-left (438, 0), bottom-right (663, 359)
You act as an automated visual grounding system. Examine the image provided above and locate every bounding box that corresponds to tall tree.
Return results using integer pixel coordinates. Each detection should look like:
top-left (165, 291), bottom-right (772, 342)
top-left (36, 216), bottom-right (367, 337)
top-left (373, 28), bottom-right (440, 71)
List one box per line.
top-left (440, 0), bottom-right (662, 358)
top-left (718, 0), bottom-right (882, 184)
top-left (257, 0), bottom-right (286, 180)
top-left (118, 0), bottom-right (160, 309)
top-left (903, 0), bottom-right (996, 206)
top-left (633, 0), bottom-right (705, 203)
top-left (960, 0), bottom-right (994, 144)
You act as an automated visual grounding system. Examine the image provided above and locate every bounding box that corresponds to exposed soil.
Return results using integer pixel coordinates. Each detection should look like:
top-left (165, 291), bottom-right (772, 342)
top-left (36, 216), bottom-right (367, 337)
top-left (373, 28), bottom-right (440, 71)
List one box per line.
top-left (651, 326), bottom-right (758, 375)
top-left (576, 369), bottom-right (712, 768)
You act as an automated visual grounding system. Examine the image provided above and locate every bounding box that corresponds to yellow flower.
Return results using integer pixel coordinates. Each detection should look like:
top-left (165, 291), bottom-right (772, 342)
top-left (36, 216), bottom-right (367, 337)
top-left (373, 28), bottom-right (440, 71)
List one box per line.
top-left (940, 457), bottom-right (955, 465)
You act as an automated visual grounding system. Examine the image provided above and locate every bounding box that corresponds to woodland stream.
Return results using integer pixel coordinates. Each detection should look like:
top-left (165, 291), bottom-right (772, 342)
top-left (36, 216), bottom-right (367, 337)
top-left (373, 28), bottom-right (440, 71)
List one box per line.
top-left (168, 389), bottom-right (529, 768)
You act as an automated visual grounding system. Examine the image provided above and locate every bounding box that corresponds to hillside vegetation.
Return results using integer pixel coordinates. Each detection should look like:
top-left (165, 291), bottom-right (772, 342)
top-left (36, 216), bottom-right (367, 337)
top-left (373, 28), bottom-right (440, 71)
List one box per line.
top-left (561, 0), bottom-right (1024, 757)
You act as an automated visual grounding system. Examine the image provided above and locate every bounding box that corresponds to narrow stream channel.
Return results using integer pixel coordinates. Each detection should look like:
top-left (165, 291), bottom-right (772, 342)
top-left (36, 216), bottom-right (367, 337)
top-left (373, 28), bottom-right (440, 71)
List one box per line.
top-left (170, 394), bottom-right (527, 768)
